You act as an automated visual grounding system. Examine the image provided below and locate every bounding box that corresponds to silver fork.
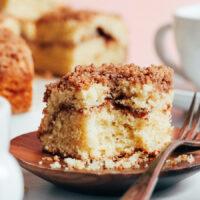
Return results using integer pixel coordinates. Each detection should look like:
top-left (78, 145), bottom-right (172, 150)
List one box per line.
top-left (121, 92), bottom-right (200, 200)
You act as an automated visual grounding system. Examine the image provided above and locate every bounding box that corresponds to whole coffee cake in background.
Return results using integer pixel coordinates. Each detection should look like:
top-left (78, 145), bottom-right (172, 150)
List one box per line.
top-left (38, 64), bottom-right (174, 168)
top-left (30, 7), bottom-right (128, 75)
top-left (0, 28), bottom-right (34, 113)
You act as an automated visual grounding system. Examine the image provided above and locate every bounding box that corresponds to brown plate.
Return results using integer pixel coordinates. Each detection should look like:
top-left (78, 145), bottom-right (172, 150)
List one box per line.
top-left (10, 129), bottom-right (200, 194)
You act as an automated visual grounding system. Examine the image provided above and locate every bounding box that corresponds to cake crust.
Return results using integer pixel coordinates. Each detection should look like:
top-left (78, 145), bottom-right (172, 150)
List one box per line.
top-left (44, 64), bottom-right (173, 102)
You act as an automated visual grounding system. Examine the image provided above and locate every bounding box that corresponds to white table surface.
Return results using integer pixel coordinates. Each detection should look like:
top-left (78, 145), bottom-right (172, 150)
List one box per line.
top-left (22, 170), bottom-right (200, 200)
top-left (10, 78), bottom-right (200, 200)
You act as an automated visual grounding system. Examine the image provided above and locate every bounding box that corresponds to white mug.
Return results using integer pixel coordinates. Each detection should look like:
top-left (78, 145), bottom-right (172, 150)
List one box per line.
top-left (0, 97), bottom-right (24, 200)
top-left (155, 4), bottom-right (200, 88)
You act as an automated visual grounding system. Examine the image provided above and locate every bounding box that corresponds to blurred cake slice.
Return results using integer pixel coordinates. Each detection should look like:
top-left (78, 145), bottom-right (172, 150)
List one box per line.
top-left (0, 0), bottom-right (61, 41)
top-left (32, 7), bottom-right (128, 75)
top-left (36, 7), bottom-right (128, 45)
top-left (38, 64), bottom-right (174, 160)
top-left (29, 38), bottom-right (126, 75)
top-left (0, 14), bottom-right (21, 35)
top-left (0, 0), bottom-right (59, 20)
top-left (0, 28), bottom-right (34, 113)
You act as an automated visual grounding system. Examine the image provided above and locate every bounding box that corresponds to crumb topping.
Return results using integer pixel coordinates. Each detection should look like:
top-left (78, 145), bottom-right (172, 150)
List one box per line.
top-left (39, 153), bottom-right (194, 171)
top-left (0, 28), bottom-right (34, 77)
top-left (37, 7), bottom-right (98, 24)
top-left (44, 64), bottom-right (173, 102)
top-left (165, 154), bottom-right (195, 167)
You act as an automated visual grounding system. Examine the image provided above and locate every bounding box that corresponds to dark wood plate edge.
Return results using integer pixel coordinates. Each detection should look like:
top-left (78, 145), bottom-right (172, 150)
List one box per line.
top-left (10, 131), bottom-right (200, 177)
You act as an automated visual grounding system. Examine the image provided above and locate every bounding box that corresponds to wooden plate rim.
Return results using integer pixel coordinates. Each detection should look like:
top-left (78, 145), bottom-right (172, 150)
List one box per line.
top-left (10, 131), bottom-right (200, 177)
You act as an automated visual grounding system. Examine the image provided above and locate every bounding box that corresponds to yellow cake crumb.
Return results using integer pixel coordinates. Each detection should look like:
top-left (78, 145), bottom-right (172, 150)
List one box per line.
top-left (38, 64), bottom-right (174, 163)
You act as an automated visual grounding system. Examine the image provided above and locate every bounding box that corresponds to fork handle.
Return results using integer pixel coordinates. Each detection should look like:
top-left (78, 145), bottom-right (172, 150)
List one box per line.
top-left (121, 142), bottom-right (180, 200)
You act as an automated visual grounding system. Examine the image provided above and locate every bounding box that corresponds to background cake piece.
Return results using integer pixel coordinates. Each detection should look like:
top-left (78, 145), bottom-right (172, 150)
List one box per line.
top-left (36, 7), bottom-right (128, 45)
top-left (38, 64), bottom-right (174, 160)
top-left (0, 14), bottom-right (21, 35)
top-left (0, 13), bottom-right (36, 41)
top-left (0, 0), bottom-right (59, 20)
top-left (20, 19), bottom-right (36, 41)
top-left (29, 38), bottom-right (126, 75)
top-left (32, 7), bottom-right (128, 75)
top-left (0, 28), bottom-right (34, 113)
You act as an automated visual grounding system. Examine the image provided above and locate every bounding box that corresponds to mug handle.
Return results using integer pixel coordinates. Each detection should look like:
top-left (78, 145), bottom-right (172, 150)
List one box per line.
top-left (154, 23), bottom-right (190, 81)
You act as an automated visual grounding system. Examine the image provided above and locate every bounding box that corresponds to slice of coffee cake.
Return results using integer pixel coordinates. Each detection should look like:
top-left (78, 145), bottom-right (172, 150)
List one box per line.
top-left (38, 64), bottom-right (174, 160)
top-left (31, 7), bottom-right (128, 75)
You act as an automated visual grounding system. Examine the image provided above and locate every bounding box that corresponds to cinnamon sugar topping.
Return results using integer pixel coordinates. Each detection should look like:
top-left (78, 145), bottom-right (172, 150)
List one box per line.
top-left (44, 64), bottom-right (173, 101)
